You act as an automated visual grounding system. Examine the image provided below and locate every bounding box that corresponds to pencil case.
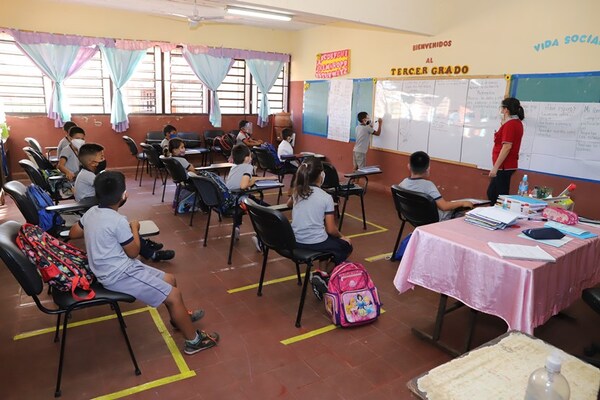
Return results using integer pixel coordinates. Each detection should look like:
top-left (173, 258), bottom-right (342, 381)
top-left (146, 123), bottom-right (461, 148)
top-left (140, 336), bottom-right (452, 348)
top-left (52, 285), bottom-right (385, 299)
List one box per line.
top-left (522, 227), bottom-right (565, 240)
top-left (542, 206), bottom-right (578, 225)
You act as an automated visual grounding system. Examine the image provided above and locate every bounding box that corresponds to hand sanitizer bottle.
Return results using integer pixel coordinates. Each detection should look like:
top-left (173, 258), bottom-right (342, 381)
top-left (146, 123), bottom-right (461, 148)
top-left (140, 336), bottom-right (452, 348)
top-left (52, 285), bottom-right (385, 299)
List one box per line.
top-left (518, 174), bottom-right (529, 196)
top-left (524, 351), bottom-right (570, 400)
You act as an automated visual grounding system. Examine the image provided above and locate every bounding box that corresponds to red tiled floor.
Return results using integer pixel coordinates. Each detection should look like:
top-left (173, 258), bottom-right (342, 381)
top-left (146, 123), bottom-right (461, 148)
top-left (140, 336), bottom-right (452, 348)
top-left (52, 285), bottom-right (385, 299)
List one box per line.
top-left (0, 168), bottom-right (598, 399)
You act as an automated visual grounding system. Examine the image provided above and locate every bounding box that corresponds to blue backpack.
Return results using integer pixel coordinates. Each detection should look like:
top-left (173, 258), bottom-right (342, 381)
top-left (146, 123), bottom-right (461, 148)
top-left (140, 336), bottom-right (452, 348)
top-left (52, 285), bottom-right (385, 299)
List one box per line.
top-left (26, 184), bottom-right (64, 232)
top-left (196, 171), bottom-right (237, 213)
top-left (392, 233), bottom-right (412, 261)
top-left (261, 142), bottom-right (283, 167)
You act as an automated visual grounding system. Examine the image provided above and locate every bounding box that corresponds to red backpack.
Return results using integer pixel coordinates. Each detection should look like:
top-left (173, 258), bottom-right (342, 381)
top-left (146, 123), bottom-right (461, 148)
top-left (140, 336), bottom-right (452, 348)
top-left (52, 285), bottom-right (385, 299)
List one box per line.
top-left (16, 223), bottom-right (96, 301)
top-left (213, 133), bottom-right (236, 157)
top-left (324, 262), bottom-right (382, 327)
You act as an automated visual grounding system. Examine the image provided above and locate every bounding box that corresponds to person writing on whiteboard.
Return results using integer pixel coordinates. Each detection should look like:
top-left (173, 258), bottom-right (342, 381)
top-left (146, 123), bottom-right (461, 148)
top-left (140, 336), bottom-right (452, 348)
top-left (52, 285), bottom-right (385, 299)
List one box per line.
top-left (353, 112), bottom-right (382, 170)
top-left (487, 97), bottom-right (525, 204)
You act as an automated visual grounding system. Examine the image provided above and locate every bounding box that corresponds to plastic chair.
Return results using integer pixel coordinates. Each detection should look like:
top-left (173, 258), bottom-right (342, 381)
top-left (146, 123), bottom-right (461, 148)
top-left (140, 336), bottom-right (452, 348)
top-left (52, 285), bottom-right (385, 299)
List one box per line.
top-left (251, 147), bottom-right (290, 204)
top-left (140, 143), bottom-right (167, 196)
top-left (204, 130), bottom-right (225, 163)
top-left (243, 198), bottom-right (333, 327)
top-left (25, 137), bottom-right (58, 164)
top-left (19, 159), bottom-right (72, 204)
top-left (145, 131), bottom-right (164, 144)
top-left (160, 156), bottom-right (198, 225)
top-left (121, 136), bottom-right (147, 182)
top-left (321, 162), bottom-right (366, 231)
top-left (23, 146), bottom-right (55, 171)
top-left (0, 220), bottom-right (141, 397)
top-left (390, 185), bottom-right (439, 256)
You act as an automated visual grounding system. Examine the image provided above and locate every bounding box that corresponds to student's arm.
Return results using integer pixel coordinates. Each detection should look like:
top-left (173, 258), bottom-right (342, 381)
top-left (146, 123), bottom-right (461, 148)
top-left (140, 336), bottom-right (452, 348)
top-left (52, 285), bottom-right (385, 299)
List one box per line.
top-left (186, 164), bottom-right (195, 173)
top-left (243, 137), bottom-right (263, 147)
top-left (286, 196), bottom-right (294, 209)
top-left (435, 198), bottom-right (474, 211)
top-left (489, 142), bottom-right (512, 177)
top-left (69, 221), bottom-right (84, 239)
top-left (373, 118), bottom-right (382, 136)
top-left (122, 220), bottom-right (141, 259)
top-left (58, 157), bottom-right (75, 181)
top-left (324, 213), bottom-right (352, 244)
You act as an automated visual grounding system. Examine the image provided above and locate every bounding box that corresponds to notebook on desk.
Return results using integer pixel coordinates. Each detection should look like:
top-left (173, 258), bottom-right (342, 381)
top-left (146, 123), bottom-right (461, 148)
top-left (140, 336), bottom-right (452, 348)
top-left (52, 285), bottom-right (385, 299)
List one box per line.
top-left (254, 180), bottom-right (281, 188)
top-left (456, 198), bottom-right (490, 206)
top-left (357, 165), bottom-right (381, 173)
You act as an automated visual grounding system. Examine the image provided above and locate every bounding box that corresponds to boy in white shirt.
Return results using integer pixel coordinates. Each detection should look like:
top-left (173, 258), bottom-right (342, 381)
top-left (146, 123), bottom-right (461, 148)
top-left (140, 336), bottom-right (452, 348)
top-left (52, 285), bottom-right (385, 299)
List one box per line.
top-left (277, 128), bottom-right (299, 169)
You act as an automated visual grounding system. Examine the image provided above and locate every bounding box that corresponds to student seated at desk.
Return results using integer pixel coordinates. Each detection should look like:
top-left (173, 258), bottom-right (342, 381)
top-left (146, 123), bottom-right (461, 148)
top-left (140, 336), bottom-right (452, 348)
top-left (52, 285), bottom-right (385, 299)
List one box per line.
top-left (161, 124), bottom-right (177, 150)
top-left (69, 171), bottom-right (218, 355)
top-left (164, 138), bottom-right (195, 173)
top-left (58, 126), bottom-right (86, 181)
top-left (400, 151), bottom-right (474, 221)
top-left (286, 158), bottom-right (353, 300)
top-left (236, 120), bottom-right (263, 147)
top-left (57, 121), bottom-right (78, 156)
top-left (278, 128), bottom-right (299, 169)
top-left (74, 143), bottom-right (105, 202)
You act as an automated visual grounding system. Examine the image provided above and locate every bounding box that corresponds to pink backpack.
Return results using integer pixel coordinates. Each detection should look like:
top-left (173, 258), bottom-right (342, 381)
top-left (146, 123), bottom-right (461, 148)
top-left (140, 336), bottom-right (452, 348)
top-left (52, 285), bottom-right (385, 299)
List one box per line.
top-left (324, 262), bottom-right (381, 327)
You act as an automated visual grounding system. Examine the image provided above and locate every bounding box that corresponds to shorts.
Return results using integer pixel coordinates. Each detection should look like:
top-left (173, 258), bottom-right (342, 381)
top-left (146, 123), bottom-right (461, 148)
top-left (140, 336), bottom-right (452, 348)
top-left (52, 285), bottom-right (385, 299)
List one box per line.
top-left (353, 151), bottom-right (366, 169)
top-left (297, 235), bottom-right (353, 268)
top-left (104, 262), bottom-right (173, 308)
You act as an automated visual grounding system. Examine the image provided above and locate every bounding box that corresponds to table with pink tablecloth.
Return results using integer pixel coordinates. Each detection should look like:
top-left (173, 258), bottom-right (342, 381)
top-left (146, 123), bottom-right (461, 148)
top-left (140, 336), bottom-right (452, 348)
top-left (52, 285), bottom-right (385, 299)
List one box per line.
top-left (393, 218), bottom-right (600, 334)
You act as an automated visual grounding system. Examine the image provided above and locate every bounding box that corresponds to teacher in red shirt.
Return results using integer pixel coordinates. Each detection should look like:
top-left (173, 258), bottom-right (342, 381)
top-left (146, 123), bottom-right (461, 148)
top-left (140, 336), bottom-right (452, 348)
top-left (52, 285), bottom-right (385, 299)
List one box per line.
top-left (487, 97), bottom-right (525, 204)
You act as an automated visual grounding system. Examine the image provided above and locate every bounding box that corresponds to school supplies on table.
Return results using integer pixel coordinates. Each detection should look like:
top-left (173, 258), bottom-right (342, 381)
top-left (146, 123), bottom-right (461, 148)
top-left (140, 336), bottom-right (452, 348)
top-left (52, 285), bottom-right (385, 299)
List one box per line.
top-left (488, 242), bottom-right (556, 262)
top-left (545, 221), bottom-right (598, 239)
top-left (517, 233), bottom-right (573, 248)
top-left (543, 206), bottom-right (578, 225)
top-left (253, 179), bottom-right (281, 188)
top-left (497, 195), bottom-right (547, 215)
top-left (465, 207), bottom-right (519, 230)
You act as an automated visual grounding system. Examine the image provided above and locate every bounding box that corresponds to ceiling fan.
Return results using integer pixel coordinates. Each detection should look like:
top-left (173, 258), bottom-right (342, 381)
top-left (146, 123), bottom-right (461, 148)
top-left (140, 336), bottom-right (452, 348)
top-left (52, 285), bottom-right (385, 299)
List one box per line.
top-left (167, 0), bottom-right (224, 28)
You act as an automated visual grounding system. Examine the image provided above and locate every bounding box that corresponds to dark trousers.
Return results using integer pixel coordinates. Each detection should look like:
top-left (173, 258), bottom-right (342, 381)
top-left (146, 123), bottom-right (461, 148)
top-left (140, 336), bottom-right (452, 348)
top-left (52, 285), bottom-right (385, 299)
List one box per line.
top-left (487, 169), bottom-right (515, 204)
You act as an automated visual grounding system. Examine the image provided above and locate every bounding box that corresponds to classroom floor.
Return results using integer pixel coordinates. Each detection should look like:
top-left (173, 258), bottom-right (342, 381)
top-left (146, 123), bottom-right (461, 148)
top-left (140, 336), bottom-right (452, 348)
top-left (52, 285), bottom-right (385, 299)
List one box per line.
top-left (0, 169), bottom-right (598, 400)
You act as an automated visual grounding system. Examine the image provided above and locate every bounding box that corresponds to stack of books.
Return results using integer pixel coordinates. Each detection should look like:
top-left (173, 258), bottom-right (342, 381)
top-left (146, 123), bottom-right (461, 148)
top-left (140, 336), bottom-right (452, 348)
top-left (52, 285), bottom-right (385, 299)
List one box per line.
top-left (496, 195), bottom-right (547, 216)
top-left (465, 207), bottom-right (519, 230)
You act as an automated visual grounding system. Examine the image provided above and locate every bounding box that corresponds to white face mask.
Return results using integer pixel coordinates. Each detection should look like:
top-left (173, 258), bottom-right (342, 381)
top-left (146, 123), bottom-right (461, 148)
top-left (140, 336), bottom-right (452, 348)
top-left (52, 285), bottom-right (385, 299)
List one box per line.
top-left (71, 138), bottom-right (85, 150)
top-left (320, 171), bottom-right (326, 184)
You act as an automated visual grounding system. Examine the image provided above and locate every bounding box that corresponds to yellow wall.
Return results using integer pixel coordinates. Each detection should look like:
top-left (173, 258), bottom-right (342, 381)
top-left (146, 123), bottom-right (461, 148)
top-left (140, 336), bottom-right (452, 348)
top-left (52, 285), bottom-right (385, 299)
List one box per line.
top-left (290, 0), bottom-right (600, 80)
top-left (0, 0), bottom-right (294, 53)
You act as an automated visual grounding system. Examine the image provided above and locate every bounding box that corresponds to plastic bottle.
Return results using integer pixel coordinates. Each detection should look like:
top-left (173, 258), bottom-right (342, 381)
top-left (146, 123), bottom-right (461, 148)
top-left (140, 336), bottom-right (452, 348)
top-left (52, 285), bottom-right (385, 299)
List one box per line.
top-left (518, 174), bottom-right (529, 196)
top-left (524, 352), bottom-right (570, 400)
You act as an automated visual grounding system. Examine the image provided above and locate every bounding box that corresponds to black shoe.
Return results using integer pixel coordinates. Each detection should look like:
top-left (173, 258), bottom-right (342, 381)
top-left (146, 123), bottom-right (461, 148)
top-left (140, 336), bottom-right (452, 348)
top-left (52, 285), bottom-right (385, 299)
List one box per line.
top-left (310, 274), bottom-right (328, 301)
top-left (145, 238), bottom-right (164, 251)
top-left (151, 250), bottom-right (175, 261)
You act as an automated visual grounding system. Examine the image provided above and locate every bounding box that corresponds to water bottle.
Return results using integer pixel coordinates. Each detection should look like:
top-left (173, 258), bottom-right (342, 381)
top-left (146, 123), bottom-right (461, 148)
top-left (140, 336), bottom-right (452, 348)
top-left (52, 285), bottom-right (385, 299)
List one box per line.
top-left (518, 175), bottom-right (529, 196)
top-left (524, 352), bottom-right (570, 400)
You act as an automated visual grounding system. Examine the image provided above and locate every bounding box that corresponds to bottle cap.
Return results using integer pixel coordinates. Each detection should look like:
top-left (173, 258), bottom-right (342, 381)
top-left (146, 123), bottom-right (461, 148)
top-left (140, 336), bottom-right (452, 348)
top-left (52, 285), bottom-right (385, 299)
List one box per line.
top-left (523, 174), bottom-right (528, 181)
top-left (545, 351), bottom-right (563, 373)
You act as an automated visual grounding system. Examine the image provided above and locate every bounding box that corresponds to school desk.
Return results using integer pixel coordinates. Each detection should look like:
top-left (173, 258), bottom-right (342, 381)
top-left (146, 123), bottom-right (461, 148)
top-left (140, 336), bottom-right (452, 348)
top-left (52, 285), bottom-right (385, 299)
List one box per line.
top-left (393, 217), bottom-right (600, 354)
top-left (195, 162), bottom-right (234, 176)
top-left (184, 147), bottom-right (210, 166)
top-left (407, 331), bottom-right (600, 400)
top-left (337, 167), bottom-right (382, 230)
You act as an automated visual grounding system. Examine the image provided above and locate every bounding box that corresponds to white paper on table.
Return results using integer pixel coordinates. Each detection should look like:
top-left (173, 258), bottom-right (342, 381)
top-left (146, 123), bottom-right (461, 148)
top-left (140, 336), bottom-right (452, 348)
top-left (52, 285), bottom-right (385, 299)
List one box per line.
top-left (517, 233), bottom-right (573, 248)
top-left (488, 242), bottom-right (556, 262)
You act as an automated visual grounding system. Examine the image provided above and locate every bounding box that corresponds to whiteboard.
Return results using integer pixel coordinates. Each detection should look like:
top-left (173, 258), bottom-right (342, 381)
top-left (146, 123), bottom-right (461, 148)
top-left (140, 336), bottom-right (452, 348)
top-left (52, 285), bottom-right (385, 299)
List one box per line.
top-left (372, 77), bottom-right (508, 168)
top-left (519, 101), bottom-right (600, 181)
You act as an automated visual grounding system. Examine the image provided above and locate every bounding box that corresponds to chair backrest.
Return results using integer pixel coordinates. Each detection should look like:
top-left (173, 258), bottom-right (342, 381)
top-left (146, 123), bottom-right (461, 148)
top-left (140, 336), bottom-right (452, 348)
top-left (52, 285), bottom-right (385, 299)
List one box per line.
top-left (177, 132), bottom-right (202, 148)
top-left (390, 185), bottom-right (440, 228)
top-left (19, 159), bottom-right (51, 191)
top-left (203, 130), bottom-right (224, 145)
top-left (3, 180), bottom-right (40, 225)
top-left (189, 175), bottom-right (226, 208)
top-left (140, 143), bottom-right (164, 169)
top-left (322, 162), bottom-right (341, 190)
top-left (23, 146), bottom-right (54, 171)
top-left (160, 156), bottom-right (188, 184)
top-left (243, 198), bottom-right (297, 253)
top-left (122, 135), bottom-right (139, 156)
top-left (252, 147), bottom-right (278, 171)
top-left (24, 137), bottom-right (43, 154)
top-left (146, 131), bottom-right (164, 143)
top-left (0, 221), bottom-right (44, 296)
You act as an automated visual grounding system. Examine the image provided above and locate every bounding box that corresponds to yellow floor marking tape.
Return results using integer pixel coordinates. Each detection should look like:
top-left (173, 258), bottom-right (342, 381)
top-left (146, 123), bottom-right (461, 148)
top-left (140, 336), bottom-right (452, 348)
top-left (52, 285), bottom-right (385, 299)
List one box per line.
top-left (280, 309), bottom-right (386, 345)
top-left (227, 273), bottom-right (299, 294)
top-left (343, 212), bottom-right (388, 239)
top-left (93, 308), bottom-right (196, 400)
top-left (365, 253), bottom-right (393, 262)
top-left (13, 306), bottom-right (151, 340)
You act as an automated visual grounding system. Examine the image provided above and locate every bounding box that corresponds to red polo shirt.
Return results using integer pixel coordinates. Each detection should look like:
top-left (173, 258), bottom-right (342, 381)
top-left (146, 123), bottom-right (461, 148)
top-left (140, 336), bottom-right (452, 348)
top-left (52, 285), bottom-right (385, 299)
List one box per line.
top-left (492, 118), bottom-right (523, 170)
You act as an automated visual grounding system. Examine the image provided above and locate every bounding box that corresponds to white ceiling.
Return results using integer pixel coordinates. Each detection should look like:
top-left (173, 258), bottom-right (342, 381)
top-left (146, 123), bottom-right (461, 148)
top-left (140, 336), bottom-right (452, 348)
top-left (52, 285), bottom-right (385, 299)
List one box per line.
top-left (52, 0), bottom-right (437, 34)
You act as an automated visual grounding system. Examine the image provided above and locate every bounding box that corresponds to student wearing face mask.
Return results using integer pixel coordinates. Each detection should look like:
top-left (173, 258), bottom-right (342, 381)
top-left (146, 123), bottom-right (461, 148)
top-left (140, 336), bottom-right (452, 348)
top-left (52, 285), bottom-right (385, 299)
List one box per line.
top-left (160, 124), bottom-right (178, 150)
top-left (57, 121), bottom-right (78, 156)
top-left (58, 126), bottom-right (86, 181)
top-left (286, 157), bottom-right (353, 300)
top-left (353, 111), bottom-right (382, 171)
top-left (236, 120), bottom-right (263, 147)
top-left (74, 143), bottom-right (106, 202)
top-left (277, 128), bottom-right (299, 169)
top-left (487, 97), bottom-right (525, 204)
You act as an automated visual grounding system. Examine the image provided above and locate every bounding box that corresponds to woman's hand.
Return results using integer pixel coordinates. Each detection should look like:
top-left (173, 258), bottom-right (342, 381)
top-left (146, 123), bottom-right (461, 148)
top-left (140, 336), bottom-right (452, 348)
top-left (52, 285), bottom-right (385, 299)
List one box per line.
top-left (489, 167), bottom-right (498, 178)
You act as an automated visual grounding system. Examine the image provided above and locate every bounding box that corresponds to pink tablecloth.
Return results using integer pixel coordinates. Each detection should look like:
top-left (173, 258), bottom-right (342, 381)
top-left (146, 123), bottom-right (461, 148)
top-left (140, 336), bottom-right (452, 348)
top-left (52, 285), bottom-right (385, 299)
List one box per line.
top-left (393, 218), bottom-right (600, 334)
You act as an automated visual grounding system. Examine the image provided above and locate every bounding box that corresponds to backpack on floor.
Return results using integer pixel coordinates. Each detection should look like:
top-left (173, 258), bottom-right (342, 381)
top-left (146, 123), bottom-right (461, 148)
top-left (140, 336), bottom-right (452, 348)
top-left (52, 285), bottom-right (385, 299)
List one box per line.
top-left (324, 262), bottom-right (382, 327)
top-left (260, 142), bottom-right (283, 167)
top-left (195, 170), bottom-right (237, 213)
top-left (213, 133), bottom-right (236, 157)
top-left (392, 233), bottom-right (412, 261)
top-left (16, 223), bottom-right (96, 300)
top-left (41, 169), bottom-right (73, 199)
top-left (26, 184), bottom-right (65, 232)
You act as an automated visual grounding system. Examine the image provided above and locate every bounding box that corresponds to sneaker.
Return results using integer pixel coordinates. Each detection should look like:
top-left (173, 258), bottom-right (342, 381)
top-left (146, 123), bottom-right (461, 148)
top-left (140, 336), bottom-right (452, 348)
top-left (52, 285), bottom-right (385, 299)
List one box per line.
top-left (251, 235), bottom-right (262, 252)
top-left (145, 238), bottom-right (164, 251)
top-left (170, 309), bottom-right (205, 329)
top-left (151, 249), bottom-right (175, 261)
top-left (310, 274), bottom-right (328, 301)
top-left (234, 226), bottom-right (240, 241)
top-left (184, 330), bottom-right (220, 355)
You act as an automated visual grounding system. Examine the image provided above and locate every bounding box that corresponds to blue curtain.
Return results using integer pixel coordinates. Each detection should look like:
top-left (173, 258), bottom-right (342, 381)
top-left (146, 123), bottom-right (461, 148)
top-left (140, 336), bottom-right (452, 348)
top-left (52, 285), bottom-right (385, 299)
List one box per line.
top-left (183, 50), bottom-right (233, 127)
top-left (100, 46), bottom-right (147, 132)
top-left (247, 60), bottom-right (284, 127)
top-left (15, 43), bottom-right (97, 127)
